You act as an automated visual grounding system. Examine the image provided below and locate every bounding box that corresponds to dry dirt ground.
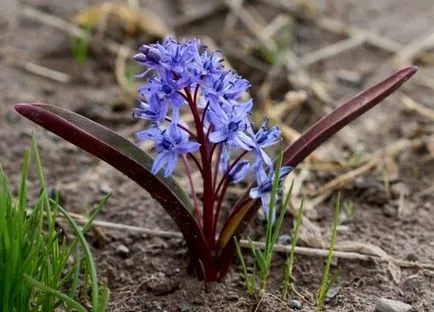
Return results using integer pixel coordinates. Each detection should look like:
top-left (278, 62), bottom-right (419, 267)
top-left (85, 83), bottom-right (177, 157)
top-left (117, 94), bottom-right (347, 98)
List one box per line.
top-left (1, 0), bottom-right (434, 311)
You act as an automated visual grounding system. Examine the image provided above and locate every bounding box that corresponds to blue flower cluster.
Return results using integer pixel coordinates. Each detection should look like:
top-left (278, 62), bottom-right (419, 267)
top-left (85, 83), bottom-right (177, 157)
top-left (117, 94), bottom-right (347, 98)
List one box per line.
top-left (133, 38), bottom-right (291, 217)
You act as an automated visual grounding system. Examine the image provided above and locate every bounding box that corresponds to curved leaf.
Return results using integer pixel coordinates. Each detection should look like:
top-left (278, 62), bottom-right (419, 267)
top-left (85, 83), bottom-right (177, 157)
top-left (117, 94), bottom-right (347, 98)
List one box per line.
top-left (15, 103), bottom-right (216, 277)
top-left (216, 66), bottom-right (417, 275)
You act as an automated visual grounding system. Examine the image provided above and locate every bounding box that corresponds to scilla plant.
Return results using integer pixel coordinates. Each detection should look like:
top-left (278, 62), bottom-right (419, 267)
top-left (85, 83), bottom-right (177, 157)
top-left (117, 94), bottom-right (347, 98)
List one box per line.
top-left (15, 38), bottom-right (416, 281)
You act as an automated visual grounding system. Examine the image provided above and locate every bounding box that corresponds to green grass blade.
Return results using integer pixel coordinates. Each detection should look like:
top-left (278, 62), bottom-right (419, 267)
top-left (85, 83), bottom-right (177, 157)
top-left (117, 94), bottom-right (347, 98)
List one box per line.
top-left (234, 237), bottom-right (254, 296)
top-left (271, 180), bottom-right (294, 250)
top-left (248, 238), bottom-right (266, 274)
top-left (66, 252), bottom-right (82, 306)
top-left (24, 275), bottom-right (87, 312)
top-left (57, 205), bottom-right (101, 310)
top-left (282, 196), bottom-right (304, 300)
top-left (316, 193), bottom-right (341, 311)
top-left (264, 146), bottom-right (284, 258)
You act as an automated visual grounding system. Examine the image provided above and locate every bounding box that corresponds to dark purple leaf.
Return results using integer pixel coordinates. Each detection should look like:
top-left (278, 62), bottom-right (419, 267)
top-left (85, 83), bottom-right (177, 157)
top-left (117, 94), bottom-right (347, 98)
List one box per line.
top-left (216, 66), bottom-right (417, 275)
top-left (15, 103), bottom-right (217, 277)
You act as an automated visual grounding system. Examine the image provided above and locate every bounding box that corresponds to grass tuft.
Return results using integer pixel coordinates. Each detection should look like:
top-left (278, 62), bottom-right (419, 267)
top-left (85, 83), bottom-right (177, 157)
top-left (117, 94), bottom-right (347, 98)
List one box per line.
top-left (0, 138), bottom-right (109, 311)
top-left (71, 23), bottom-right (92, 65)
top-left (236, 147), bottom-right (294, 297)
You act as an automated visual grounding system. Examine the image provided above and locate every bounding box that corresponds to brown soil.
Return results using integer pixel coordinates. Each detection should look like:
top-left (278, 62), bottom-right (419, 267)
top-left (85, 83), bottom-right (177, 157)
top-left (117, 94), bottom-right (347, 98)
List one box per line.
top-left (1, 0), bottom-right (434, 311)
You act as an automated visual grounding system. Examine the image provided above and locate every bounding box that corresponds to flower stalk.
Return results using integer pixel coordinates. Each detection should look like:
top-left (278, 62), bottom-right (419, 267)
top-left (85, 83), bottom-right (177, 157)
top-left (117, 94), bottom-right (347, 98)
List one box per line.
top-left (133, 38), bottom-right (288, 251)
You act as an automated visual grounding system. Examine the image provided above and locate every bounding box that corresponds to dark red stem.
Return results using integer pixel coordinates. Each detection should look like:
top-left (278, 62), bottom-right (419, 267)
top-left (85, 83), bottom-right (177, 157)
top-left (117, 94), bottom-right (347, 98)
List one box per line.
top-left (164, 116), bottom-right (197, 139)
top-left (201, 102), bottom-right (211, 125)
top-left (184, 87), bottom-right (215, 247)
top-left (187, 153), bottom-right (204, 177)
top-left (212, 179), bottom-right (230, 235)
top-left (182, 155), bottom-right (201, 226)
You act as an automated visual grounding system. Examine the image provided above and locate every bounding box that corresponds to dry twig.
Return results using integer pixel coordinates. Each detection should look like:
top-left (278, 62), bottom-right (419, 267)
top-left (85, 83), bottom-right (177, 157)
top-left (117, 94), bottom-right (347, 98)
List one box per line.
top-left (61, 211), bottom-right (434, 271)
top-left (264, 0), bottom-right (434, 91)
top-left (22, 6), bottom-right (134, 57)
top-left (299, 35), bottom-right (367, 67)
top-left (314, 139), bottom-right (423, 196)
top-left (171, 1), bottom-right (226, 27)
top-left (401, 93), bottom-right (434, 121)
top-left (115, 45), bottom-right (137, 99)
top-left (393, 28), bottom-right (434, 66)
top-left (4, 57), bottom-right (71, 83)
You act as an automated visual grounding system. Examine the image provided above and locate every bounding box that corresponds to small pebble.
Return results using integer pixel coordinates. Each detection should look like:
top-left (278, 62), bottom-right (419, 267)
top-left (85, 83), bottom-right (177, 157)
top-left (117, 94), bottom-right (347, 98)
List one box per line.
top-left (335, 69), bottom-right (364, 87)
top-left (405, 253), bottom-right (418, 262)
top-left (375, 298), bottom-right (412, 312)
top-left (151, 301), bottom-right (162, 311)
top-left (144, 273), bottom-right (180, 296)
top-left (326, 285), bottom-right (340, 302)
top-left (99, 182), bottom-right (112, 195)
top-left (5, 111), bottom-right (20, 124)
top-left (116, 244), bottom-right (130, 257)
top-left (178, 305), bottom-right (191, 312)
top-left (375, 273), bottom-right (389, 284)
top-left (278, 234), bottom-right (292, 245)
top-left (337, 225), bottom-right (350, 233)
top-left (288, 298), bottom-right (302, 309)
top-left (383, 204), bottom-right (397, 217)
top-left (227, 291), bottom-right (239, 301)
top-left (339, 210), bottom-right (351, 224)
top-left (330, 256), bottom-right (339, 267)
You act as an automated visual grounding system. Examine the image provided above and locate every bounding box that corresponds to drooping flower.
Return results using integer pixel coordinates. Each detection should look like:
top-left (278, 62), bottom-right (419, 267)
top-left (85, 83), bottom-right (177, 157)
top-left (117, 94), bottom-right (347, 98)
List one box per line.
top-left (249, 118), bottom-right (282, 167)
top-left (228, 160), bottom-right (251, 183)
top-left (136, 123), bottom-right (200, 177)
top-left (249, 165), bottom-right (292, 221)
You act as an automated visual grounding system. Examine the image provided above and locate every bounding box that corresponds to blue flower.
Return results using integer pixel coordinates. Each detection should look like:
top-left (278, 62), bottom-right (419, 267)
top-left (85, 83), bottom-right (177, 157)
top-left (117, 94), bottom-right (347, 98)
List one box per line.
top-left (207, 100), bottom-right (255, 171)
top-left (132, 94), bottom-right (168, 124)
top-left (249, 165), bottom-right (292, 221)
top-left (249, 118), bottom-right (282, 167)
top-left (228, 160), bottom-right (251, 183)
top-left (136, 123), bottom-right (200, 177)
top-left (134, 46), bottom-right (163, 76)
top-left (202, 71), bottom-right (250, 109)
top-left (208, 100), bottom-right (254, 150)
top-left (134, 37), bottom-right (284, 191)
top-left (135, 38), bottom-right (199, 76)
top-left (139, 69), bottom-right (189, 122)
top-left (158, 38), bottom-right (198, 74)
top-left (191, 47), bottom-right (224, 80)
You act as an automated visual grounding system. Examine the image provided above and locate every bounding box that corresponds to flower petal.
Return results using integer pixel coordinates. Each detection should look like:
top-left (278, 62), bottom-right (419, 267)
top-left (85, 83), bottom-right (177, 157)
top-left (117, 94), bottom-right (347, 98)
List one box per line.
top-left (152, 152), bottom-right (168, 175)
top-left (233, 132), bottom-right (254, 150)
top-left (209, 130), bottom-right (227, 143)
top-left (164, 152), bottom-right (178, 177)
top-left (176, 141), bottom-right (201, 154)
